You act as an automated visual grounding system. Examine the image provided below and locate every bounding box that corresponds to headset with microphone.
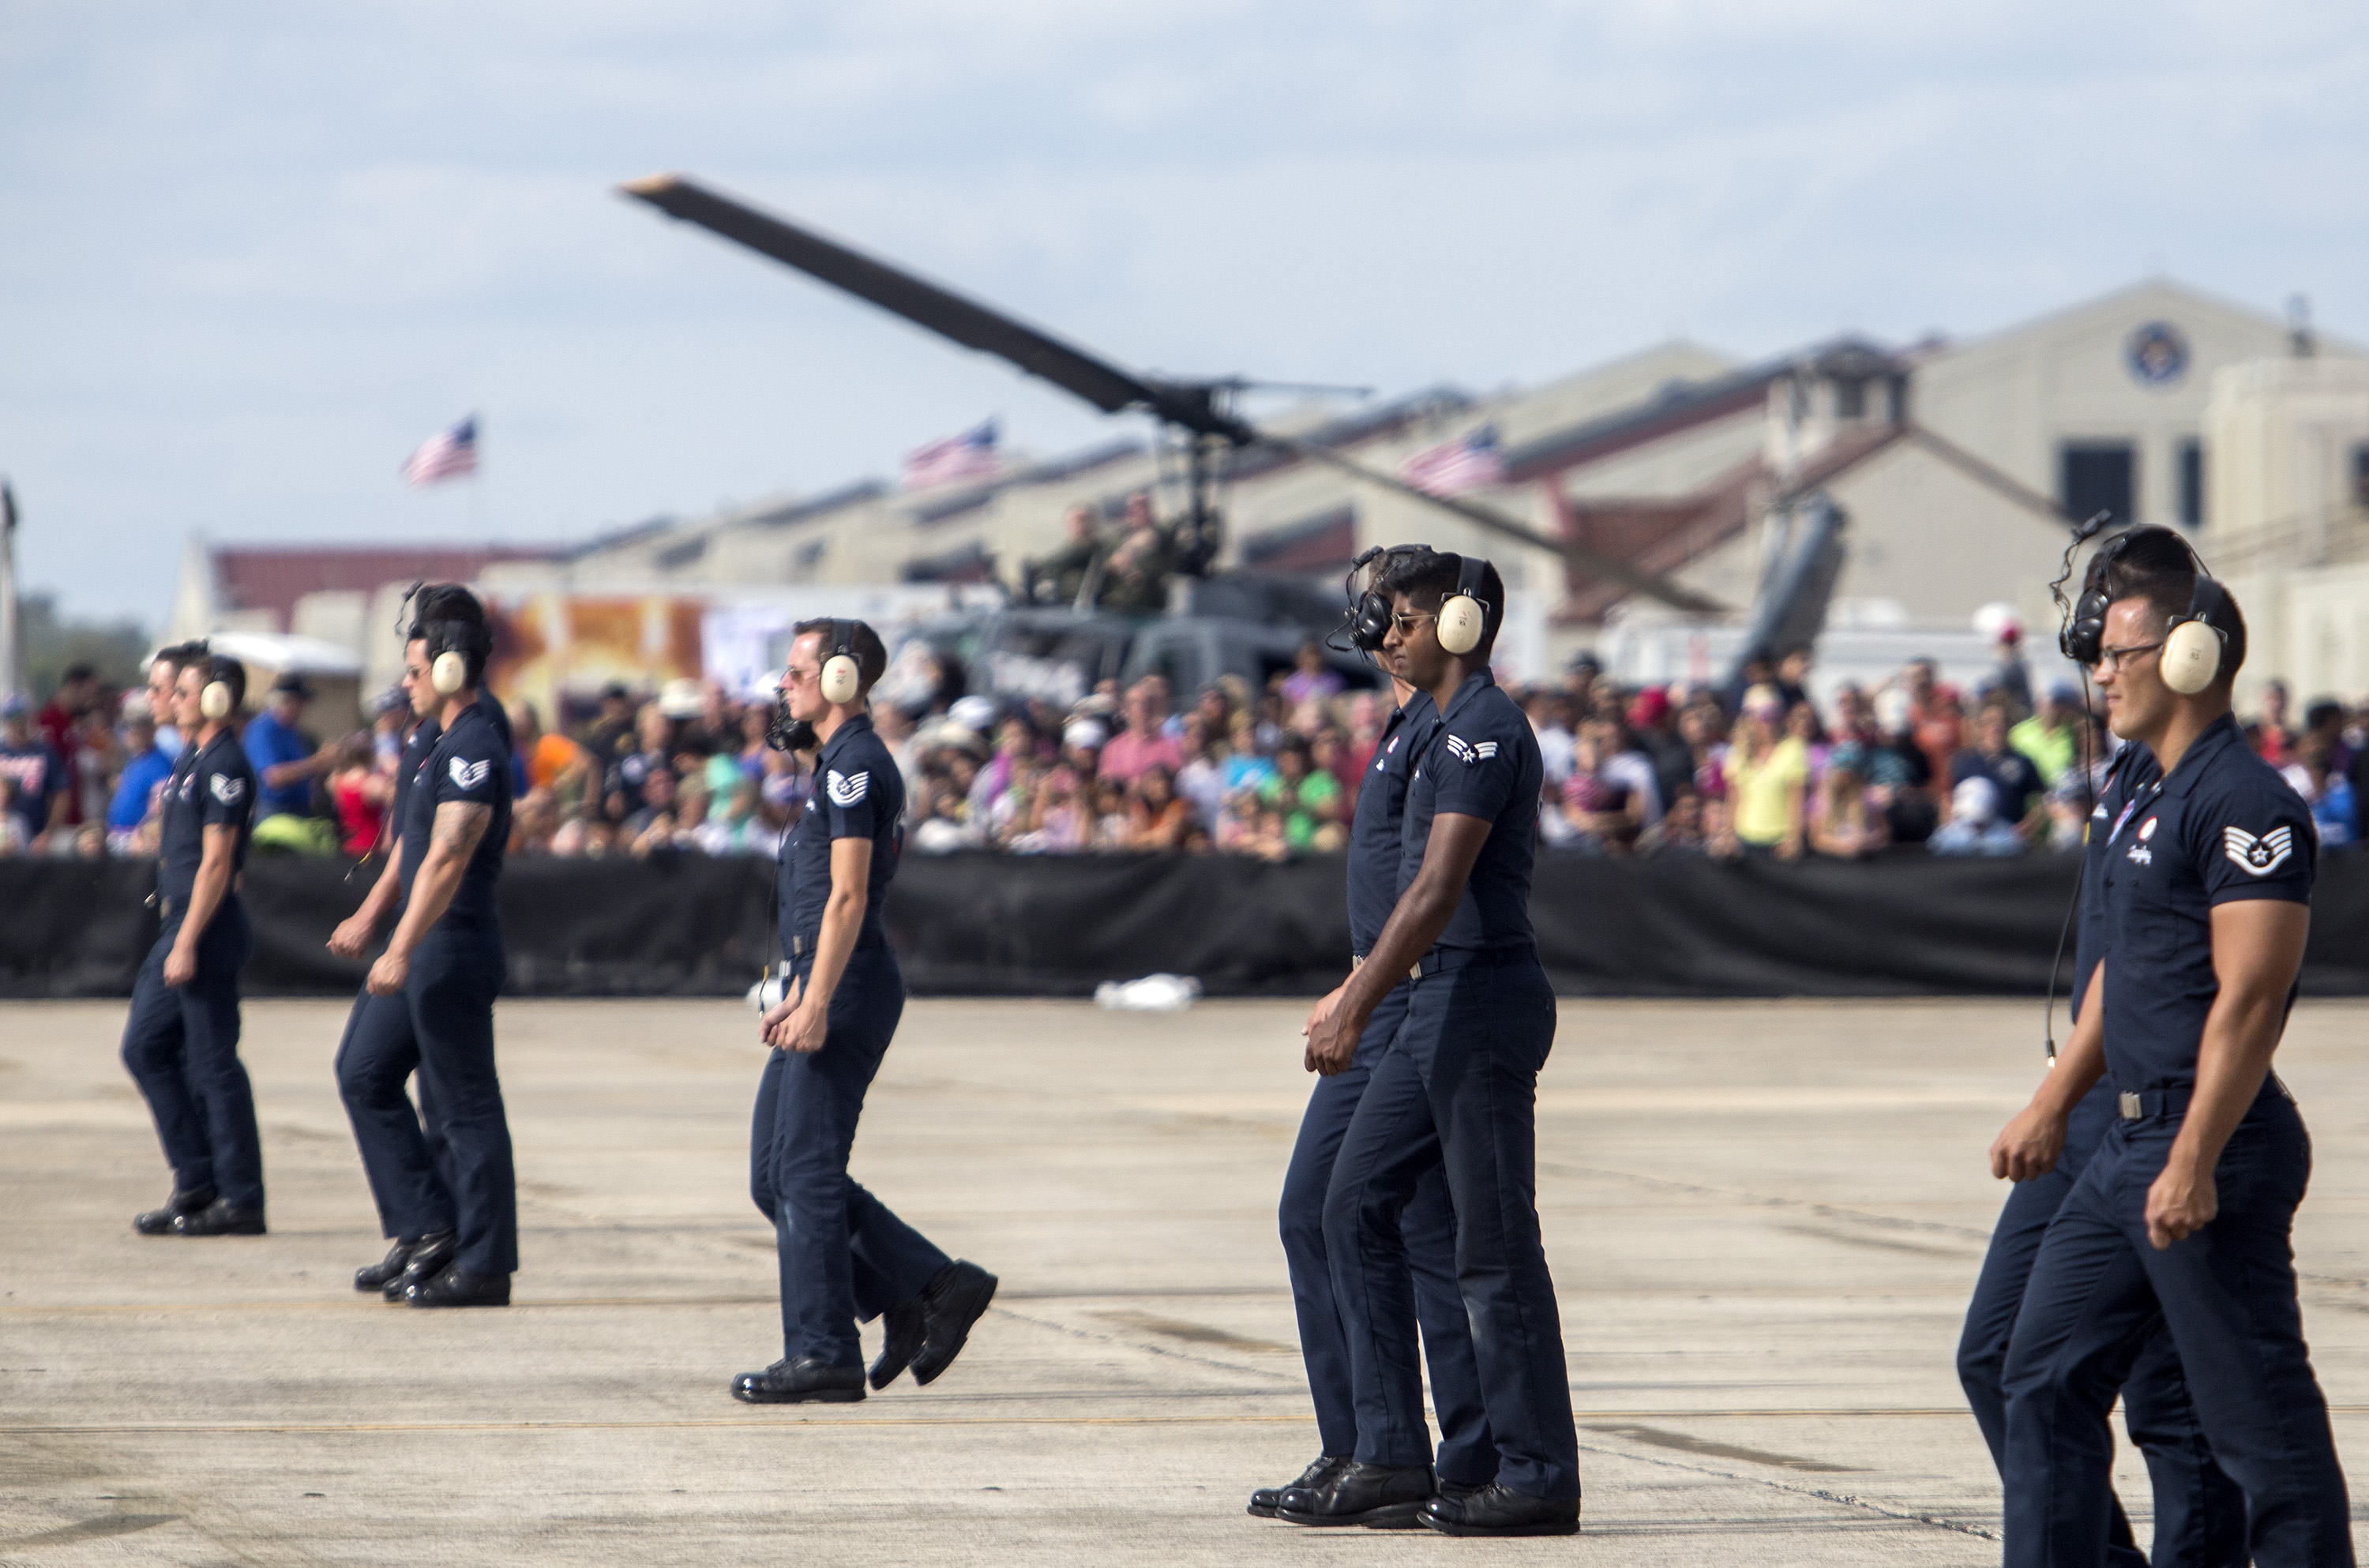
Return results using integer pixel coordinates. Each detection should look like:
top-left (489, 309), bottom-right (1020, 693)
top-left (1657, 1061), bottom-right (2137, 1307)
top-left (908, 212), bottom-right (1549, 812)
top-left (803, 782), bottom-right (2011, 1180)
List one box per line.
top-left (1331, 545), bottom-right (1429, 659)
top-left (1331, 546), bottom-right (1495, 659)
top-left (2060, 525), bottom-right (2232, 696)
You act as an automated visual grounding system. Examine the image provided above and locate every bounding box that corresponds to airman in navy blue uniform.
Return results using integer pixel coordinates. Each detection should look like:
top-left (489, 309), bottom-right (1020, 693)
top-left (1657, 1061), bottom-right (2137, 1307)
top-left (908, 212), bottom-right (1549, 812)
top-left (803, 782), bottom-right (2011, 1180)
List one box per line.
top-left (328, 587), bottom-right (517, 1308)
top-left (124, 651), bottom-right (265, 1236)
top-left (330, 682), bottom-right (511, 1301)
top-left (1958, 741), bottom-right (2245, 1567)
top-left (1993, 538), bottom-right (2349, 1566)
top-left (1296, 553), bottom-right (1579, 1539)
top-left (1252, 669), bottom-right (1494, 1521)
top-left (734, 618), bottom-right (996, 1405)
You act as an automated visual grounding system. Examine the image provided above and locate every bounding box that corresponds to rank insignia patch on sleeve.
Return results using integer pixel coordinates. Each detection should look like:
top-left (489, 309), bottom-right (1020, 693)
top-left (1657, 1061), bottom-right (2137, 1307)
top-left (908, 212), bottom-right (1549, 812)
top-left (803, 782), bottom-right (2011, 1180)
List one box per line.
top-left (2224, 825), bottom-right (2295, 876)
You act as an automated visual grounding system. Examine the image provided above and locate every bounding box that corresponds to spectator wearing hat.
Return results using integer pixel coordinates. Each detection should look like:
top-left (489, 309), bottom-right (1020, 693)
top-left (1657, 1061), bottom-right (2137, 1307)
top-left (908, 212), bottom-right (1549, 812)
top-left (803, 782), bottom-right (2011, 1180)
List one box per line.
top-left (0, 693), bottom-right (66, 850)
top-left (1628, 687), bottom-right (1693, 815)
top-left (243, 674), bottom-right (334, 820)
top-left (1099, 675), bottom-right (1184, 785)
top-left (1952, 702), bottom-right (2046, 842)
top-left (2010, 685), bottom-right (2086, 787)
top-left (107, 703), bottom-right (174, 852)
top-left (1929, 776), bottom-right (2022, 857)
top-left (1979, 623), bottom-right (2033, 718)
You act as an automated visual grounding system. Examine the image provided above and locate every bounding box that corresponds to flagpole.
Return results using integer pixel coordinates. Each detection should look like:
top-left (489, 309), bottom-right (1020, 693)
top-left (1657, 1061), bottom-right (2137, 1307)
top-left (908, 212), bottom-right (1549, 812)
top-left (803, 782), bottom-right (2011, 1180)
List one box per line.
top-left (0, 479), bottom-right (21, 701)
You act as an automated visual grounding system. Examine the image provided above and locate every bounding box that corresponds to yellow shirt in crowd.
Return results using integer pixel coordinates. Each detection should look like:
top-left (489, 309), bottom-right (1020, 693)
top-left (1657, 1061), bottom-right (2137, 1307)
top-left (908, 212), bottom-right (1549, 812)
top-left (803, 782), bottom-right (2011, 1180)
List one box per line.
top-left (1725, 737), bottom-right (1810, 846)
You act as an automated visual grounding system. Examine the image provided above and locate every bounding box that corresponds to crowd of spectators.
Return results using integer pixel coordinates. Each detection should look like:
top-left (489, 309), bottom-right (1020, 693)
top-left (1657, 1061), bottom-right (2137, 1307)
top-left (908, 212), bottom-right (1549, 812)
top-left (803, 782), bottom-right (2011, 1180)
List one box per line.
top-left (6, 633), bottom-right (2365, 867)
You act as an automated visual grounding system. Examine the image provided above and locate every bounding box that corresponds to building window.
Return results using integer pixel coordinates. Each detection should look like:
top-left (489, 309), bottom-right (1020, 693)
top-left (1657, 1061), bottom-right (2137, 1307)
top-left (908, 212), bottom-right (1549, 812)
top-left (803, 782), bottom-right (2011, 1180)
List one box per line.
top-left (2178, 439), bottom-right (2204, 527)
top-left (1834, 378), bottom-right (1866, 419)
top-left (2060, 441), bottom-right (2136, 528)
top-left (2353, 443), bottom-right (2369, 508)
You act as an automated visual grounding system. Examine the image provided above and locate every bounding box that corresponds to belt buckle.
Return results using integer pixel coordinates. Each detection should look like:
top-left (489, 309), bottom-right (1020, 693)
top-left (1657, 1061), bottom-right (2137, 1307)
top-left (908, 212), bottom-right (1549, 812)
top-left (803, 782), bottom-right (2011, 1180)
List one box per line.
top-left (2119, 1091), bottom-right (2142, 1121)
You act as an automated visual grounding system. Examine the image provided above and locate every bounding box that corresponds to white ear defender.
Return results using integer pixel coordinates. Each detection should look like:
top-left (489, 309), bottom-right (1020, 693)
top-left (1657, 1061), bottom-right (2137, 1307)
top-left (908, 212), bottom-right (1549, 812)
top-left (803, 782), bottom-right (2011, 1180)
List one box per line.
top-left (1436, 554), bottom-right (1492, 657)
top-left (820, 620), bottom-right (862, 706)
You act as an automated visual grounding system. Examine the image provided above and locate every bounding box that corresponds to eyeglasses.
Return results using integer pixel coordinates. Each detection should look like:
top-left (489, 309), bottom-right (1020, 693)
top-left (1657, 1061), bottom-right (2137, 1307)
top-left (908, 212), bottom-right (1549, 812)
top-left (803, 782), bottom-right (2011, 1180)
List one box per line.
top-left (2093, 640), bottom-right (2164, 673)
top-left (1389, 611), bottom-right (1438, 636)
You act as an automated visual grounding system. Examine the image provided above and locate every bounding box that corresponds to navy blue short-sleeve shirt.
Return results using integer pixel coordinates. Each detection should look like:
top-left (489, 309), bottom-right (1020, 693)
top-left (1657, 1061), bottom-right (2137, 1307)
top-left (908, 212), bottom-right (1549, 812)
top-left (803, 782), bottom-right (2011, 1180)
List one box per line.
top-left (779, 712), bottom-right (904, 961)
top-left (1395, 671), bottom-right (1544, 954)
top-left (160, 731), bottom-right (257, 907)
top-left (2099, 713), bottom-right (2314, 1090)
top-left (2071, 742), bottom-right (2160, 1018)
top-left (1346, 690), bottom-right (1438, 957)
top-left (397, 698), bottom-right (512, 927)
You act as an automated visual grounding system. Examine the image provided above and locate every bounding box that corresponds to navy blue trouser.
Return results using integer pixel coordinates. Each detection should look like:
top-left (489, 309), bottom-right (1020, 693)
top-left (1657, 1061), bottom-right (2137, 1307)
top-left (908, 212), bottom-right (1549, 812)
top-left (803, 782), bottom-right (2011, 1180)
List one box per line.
top-left (121, 901), bottom-right (264, 1211)
top-left (358, 921), bottom-right (516, 1277)
top-left (1959, 1081), bottom-right (2244, 1568)
top-left (750, 947), bottom-right (951, 1367)
top-left (1324, 953), bottom-right (1579, 1501)
top-left (336, 987), bottom-right (457, 1245)
top-left (1280, 981), bottom-right (1493, 1485)
top-left (2003, 1089), bottom-right (2352, 1568)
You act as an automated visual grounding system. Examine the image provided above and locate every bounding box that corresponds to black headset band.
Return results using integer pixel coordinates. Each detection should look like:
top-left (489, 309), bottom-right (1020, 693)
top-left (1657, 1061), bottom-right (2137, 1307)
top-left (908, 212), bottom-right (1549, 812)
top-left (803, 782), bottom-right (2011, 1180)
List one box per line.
top-left (1454, 553), bottom-right (1487, 599)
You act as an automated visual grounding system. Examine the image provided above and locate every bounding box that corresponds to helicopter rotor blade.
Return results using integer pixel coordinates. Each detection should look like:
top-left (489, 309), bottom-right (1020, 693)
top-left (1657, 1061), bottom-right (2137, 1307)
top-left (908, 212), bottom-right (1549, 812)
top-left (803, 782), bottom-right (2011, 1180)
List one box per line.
top-left (620, 173), bottom-right (1206, 429)
top-left (1264, 433), bottom-right (1727, 616)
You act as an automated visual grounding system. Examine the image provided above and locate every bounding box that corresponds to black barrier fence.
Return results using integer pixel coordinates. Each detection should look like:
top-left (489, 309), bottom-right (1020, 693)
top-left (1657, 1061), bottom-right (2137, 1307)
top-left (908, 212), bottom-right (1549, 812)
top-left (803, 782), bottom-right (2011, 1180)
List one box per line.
top-left (8, 851), bottom-right (2369, 1001)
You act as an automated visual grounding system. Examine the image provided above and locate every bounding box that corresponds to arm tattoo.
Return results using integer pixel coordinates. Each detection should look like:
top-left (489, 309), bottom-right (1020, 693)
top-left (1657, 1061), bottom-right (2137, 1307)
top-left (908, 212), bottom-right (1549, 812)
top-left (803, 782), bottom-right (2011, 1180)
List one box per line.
top-left (430, 801), bottom-right (493, 858)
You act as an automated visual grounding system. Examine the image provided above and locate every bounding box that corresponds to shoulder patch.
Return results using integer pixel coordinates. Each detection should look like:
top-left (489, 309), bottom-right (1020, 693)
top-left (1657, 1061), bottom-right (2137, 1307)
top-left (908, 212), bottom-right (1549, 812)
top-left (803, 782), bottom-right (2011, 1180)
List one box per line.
top-left (208, 774), bottom-right (246, 805)
top-left (2224, 825), bottom-right (2296, 876)
top-left (1441, 734), bottom-right (1499, 765)
top-left (826, 769), bottom-right (870, 807)
top-left (449, 756), bottom-right (493, 790)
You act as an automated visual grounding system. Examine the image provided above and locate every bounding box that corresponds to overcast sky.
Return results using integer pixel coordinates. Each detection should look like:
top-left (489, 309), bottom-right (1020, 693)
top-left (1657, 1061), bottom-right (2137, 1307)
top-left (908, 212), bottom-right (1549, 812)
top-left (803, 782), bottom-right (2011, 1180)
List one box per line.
top-left (3, 1), bottom-right (2363, 626)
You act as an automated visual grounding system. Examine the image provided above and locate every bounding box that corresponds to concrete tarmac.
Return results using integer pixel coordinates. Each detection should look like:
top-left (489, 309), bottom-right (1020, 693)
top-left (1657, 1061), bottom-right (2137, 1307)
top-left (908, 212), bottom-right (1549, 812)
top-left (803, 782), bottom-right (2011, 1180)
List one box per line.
top-left (5, 994), bottom-right (2368, 1564)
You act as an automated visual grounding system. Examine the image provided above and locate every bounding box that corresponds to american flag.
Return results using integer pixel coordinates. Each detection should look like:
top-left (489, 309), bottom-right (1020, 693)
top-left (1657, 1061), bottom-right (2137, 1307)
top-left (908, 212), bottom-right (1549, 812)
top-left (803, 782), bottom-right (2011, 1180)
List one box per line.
top-left (1400, 424), bottom-right (1504, 497)
top-left (400, 416), bottom-right (479, 487)
top-left (901, 420), bottom-right (1000, 490)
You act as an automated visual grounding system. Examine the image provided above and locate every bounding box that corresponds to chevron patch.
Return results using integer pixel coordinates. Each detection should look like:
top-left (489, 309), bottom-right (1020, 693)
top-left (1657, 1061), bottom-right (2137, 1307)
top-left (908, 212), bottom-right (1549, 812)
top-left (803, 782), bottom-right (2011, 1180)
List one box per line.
top-left (2224, 825), bottom-right (2295, 876)
top-left (449, 756), bottom-right (493, 791)
top-left (1442, 735), bottom-right (1499, 765)
top-left (209, 774), bottom-right (246, 805)
top-left (827, 769), bottom-right (870, 807)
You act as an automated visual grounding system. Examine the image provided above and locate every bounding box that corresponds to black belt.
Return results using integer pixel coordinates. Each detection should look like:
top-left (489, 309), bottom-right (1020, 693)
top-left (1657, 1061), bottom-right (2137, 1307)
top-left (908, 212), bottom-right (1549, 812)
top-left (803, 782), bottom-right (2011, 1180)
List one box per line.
top-left (1354, 943), bottom-right (1535, 982)
top-left (2119, 1075), bottom-right (2296, 1123)
top-left (2117, 1085), bottom-right (2190, 1121)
